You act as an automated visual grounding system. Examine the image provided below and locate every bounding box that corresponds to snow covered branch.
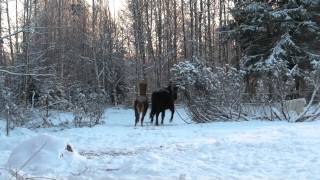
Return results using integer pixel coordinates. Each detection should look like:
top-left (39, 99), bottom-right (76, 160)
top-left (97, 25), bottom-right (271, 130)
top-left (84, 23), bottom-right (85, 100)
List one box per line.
top-left (172, 57), bottom-right (247, 122)
top-left (0, 69), bottom-right (55, 77)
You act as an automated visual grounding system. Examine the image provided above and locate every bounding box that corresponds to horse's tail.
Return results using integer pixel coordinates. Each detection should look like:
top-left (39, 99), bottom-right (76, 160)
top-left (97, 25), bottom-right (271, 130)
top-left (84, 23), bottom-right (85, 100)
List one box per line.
top-left (150, 103), bottom-right (155, 119)
top-left (150, 93), bottom-right (156, 119)
top-left (133, 99), bottom-right (138, 111)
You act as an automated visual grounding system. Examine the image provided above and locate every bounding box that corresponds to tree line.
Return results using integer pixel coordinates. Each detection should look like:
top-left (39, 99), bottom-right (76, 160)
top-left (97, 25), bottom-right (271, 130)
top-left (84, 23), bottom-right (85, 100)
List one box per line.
top-left (0, 0), bottom-right (235, 106)
top-left (0, 0), bottom-right (319, 125)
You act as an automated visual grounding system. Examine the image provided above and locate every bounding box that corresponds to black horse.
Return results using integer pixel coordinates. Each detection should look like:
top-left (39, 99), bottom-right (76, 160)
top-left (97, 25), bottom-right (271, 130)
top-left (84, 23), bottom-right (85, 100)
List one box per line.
top-left (150, 83), bottom-right (178, 126)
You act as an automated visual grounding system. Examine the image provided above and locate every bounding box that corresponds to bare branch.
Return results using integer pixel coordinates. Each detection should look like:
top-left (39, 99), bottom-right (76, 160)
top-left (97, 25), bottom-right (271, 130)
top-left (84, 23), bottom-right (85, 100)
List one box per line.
top-left (0, 69), bottom-right (55, 77)
top-left (0, 29), bottom-right (26, 41)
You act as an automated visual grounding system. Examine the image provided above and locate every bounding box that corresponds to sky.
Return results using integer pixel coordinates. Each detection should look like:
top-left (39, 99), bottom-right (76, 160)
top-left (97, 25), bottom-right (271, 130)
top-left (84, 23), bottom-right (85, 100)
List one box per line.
top-left (108, 0), bottom-right (125, 16)
top-left (6, 0), bottom-right (125, 20)
top-left (86, 0), bottom-right (125, 17)
top-left (1, 0), bottom-right (124, 44)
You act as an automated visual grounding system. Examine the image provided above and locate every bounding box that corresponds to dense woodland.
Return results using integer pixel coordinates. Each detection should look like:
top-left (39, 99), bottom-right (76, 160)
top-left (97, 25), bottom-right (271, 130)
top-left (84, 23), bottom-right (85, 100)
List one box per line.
top-left (0, 0), bottom-right (319, 126)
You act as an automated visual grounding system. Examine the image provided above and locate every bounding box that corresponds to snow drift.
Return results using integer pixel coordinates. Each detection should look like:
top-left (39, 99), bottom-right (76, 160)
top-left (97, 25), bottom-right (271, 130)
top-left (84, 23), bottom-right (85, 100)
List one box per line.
top-left (6, 134), bottom-right (86, 176)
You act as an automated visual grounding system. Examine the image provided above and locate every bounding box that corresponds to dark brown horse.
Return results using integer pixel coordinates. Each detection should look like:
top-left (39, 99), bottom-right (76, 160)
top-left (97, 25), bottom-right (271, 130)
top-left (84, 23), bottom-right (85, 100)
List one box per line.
top-left (134, 96), bottom-right (148, 126)
top-left (150, 83), bottom-right (178, 126)
top-left (134, 82), bottom-right (149, 126)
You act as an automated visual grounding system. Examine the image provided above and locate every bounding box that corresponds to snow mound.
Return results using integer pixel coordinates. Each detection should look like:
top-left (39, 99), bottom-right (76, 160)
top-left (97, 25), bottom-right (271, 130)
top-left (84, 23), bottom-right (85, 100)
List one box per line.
top-left (6, 134), bottom-right (86, 175)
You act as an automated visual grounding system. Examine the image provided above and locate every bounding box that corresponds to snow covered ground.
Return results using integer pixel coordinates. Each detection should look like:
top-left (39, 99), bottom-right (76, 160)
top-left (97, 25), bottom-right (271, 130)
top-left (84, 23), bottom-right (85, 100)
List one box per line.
top-left (0, 107), bottom-right (320, 179)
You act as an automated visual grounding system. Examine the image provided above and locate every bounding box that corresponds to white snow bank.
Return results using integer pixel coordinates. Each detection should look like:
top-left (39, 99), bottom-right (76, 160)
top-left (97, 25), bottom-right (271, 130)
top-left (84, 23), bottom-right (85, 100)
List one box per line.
top-left (1, 107), bottom-right (320, 179)
top-left (5, 134), bottom-right (86, 176)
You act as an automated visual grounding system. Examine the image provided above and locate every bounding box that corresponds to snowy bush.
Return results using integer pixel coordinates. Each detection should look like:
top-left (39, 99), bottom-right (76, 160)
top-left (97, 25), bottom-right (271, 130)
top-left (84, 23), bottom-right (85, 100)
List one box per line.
top-left (71, 88), bottom-right (107, 127)
top-left (172, 57), bottom-right (247, 122)
top-left (171, 56), bottom-right (320, 122)
top-left (293, 57), bottom-right (320, 122)
top-left (0, 87), bottom-right (38, 131)
top-left (226, 0), bottom-right (320, 122)
top-left (37, 85), bottom-right (70, 110)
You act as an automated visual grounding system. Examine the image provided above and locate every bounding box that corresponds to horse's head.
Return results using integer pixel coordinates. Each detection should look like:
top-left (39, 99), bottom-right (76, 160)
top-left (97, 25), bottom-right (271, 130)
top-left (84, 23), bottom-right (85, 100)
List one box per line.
top-left (167, 82), bottom-right (178, 101)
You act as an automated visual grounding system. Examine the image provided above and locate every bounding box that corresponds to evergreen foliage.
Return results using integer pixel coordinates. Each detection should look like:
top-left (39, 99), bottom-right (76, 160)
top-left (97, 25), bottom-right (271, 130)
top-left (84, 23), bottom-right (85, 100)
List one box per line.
top-left (230, 0), bottom-right (320, 77)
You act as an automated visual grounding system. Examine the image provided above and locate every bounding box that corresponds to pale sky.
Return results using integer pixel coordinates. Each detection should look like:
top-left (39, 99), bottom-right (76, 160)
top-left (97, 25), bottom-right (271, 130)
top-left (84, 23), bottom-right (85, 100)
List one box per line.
top-left (7, 0), bottom-right (125, 19)
top-left (87, 0), bottom-right (125, 17)
top-left (108, 0), bottom-right (125, 16)
top-left (3, 0), bottom-right (125, 34)
top-left (1, 0), bottom-right (124, 49)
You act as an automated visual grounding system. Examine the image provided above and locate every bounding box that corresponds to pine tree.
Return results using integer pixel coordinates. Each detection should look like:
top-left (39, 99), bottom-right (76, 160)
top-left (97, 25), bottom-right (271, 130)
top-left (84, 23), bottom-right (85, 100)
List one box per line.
top-left (230, 0), bottom-right (320, 93)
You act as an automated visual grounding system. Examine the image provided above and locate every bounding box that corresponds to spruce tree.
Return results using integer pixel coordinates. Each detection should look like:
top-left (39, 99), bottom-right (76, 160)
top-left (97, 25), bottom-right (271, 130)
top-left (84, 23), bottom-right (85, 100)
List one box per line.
top-left (231, 0), bottom-right (320, 80)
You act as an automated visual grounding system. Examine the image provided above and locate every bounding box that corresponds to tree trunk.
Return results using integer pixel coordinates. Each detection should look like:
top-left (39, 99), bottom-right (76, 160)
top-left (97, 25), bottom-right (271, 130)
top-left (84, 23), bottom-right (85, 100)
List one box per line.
top-left (181, 0), bottom-right (187, 59)
top-left (15, 0), bottom-right (19, 54)
top-left (173, 0), bottom-right (177, 64)
top-left (6, 0), bottom-right (15, 65)
top-left (207, 0), bottom-right (213, 64)
top-left (23, 0), bottom-right (32, 107)
top-left (190, 0), bottom-right (194, 57)
top-left (199, 0), bottom-right (203, 57)
top-left (0, 0), bottom-right (3, 66)
top-left (156, 0), bottom-right (163, 88)
top-left (6, 106), bottom-right (10, 136)
top-left (218, 0), bottom-right (222, 65)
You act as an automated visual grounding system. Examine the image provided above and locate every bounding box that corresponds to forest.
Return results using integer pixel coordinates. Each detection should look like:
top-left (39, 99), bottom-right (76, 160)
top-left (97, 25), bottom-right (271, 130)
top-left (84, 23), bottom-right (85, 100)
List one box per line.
top-left (0, 0), bottom-right (320, 126)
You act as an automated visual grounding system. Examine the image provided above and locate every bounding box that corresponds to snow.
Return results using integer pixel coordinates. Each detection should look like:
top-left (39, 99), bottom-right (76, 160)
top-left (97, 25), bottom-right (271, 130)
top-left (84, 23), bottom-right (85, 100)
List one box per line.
top-left (1, 107), bottom-right (320, 179)
top-left (6, 134), bottom-right (85, 176)
top-left (245, 3), bottom-right (268, 13)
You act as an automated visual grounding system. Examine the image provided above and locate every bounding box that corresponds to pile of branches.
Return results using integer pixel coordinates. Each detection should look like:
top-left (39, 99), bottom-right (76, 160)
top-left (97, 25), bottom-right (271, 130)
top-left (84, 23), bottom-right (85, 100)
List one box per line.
top-left (171, 57), bottom-right (320, 123)
top-left (171, 57), bottom-right (248, 122)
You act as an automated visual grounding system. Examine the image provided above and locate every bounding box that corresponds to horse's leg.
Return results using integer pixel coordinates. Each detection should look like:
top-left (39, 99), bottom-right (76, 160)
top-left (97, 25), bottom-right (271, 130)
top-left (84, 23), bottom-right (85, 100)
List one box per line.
top-left (161, 110), bottom-right (165, 125)
top-left (170, 106), bottom-right (175, 123)
top-left (141, 106), bottom-right (147, 127)
top-left (142, 102), bottom-right (149, 126)
top-left (150, 110), bottom-right (154, 124)
top-left (155, 111), bottom-right (160, 126)
top-left (135, 109), bottom-right (140, 127)
top-left (150, 107), bottom-right (154, 124)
